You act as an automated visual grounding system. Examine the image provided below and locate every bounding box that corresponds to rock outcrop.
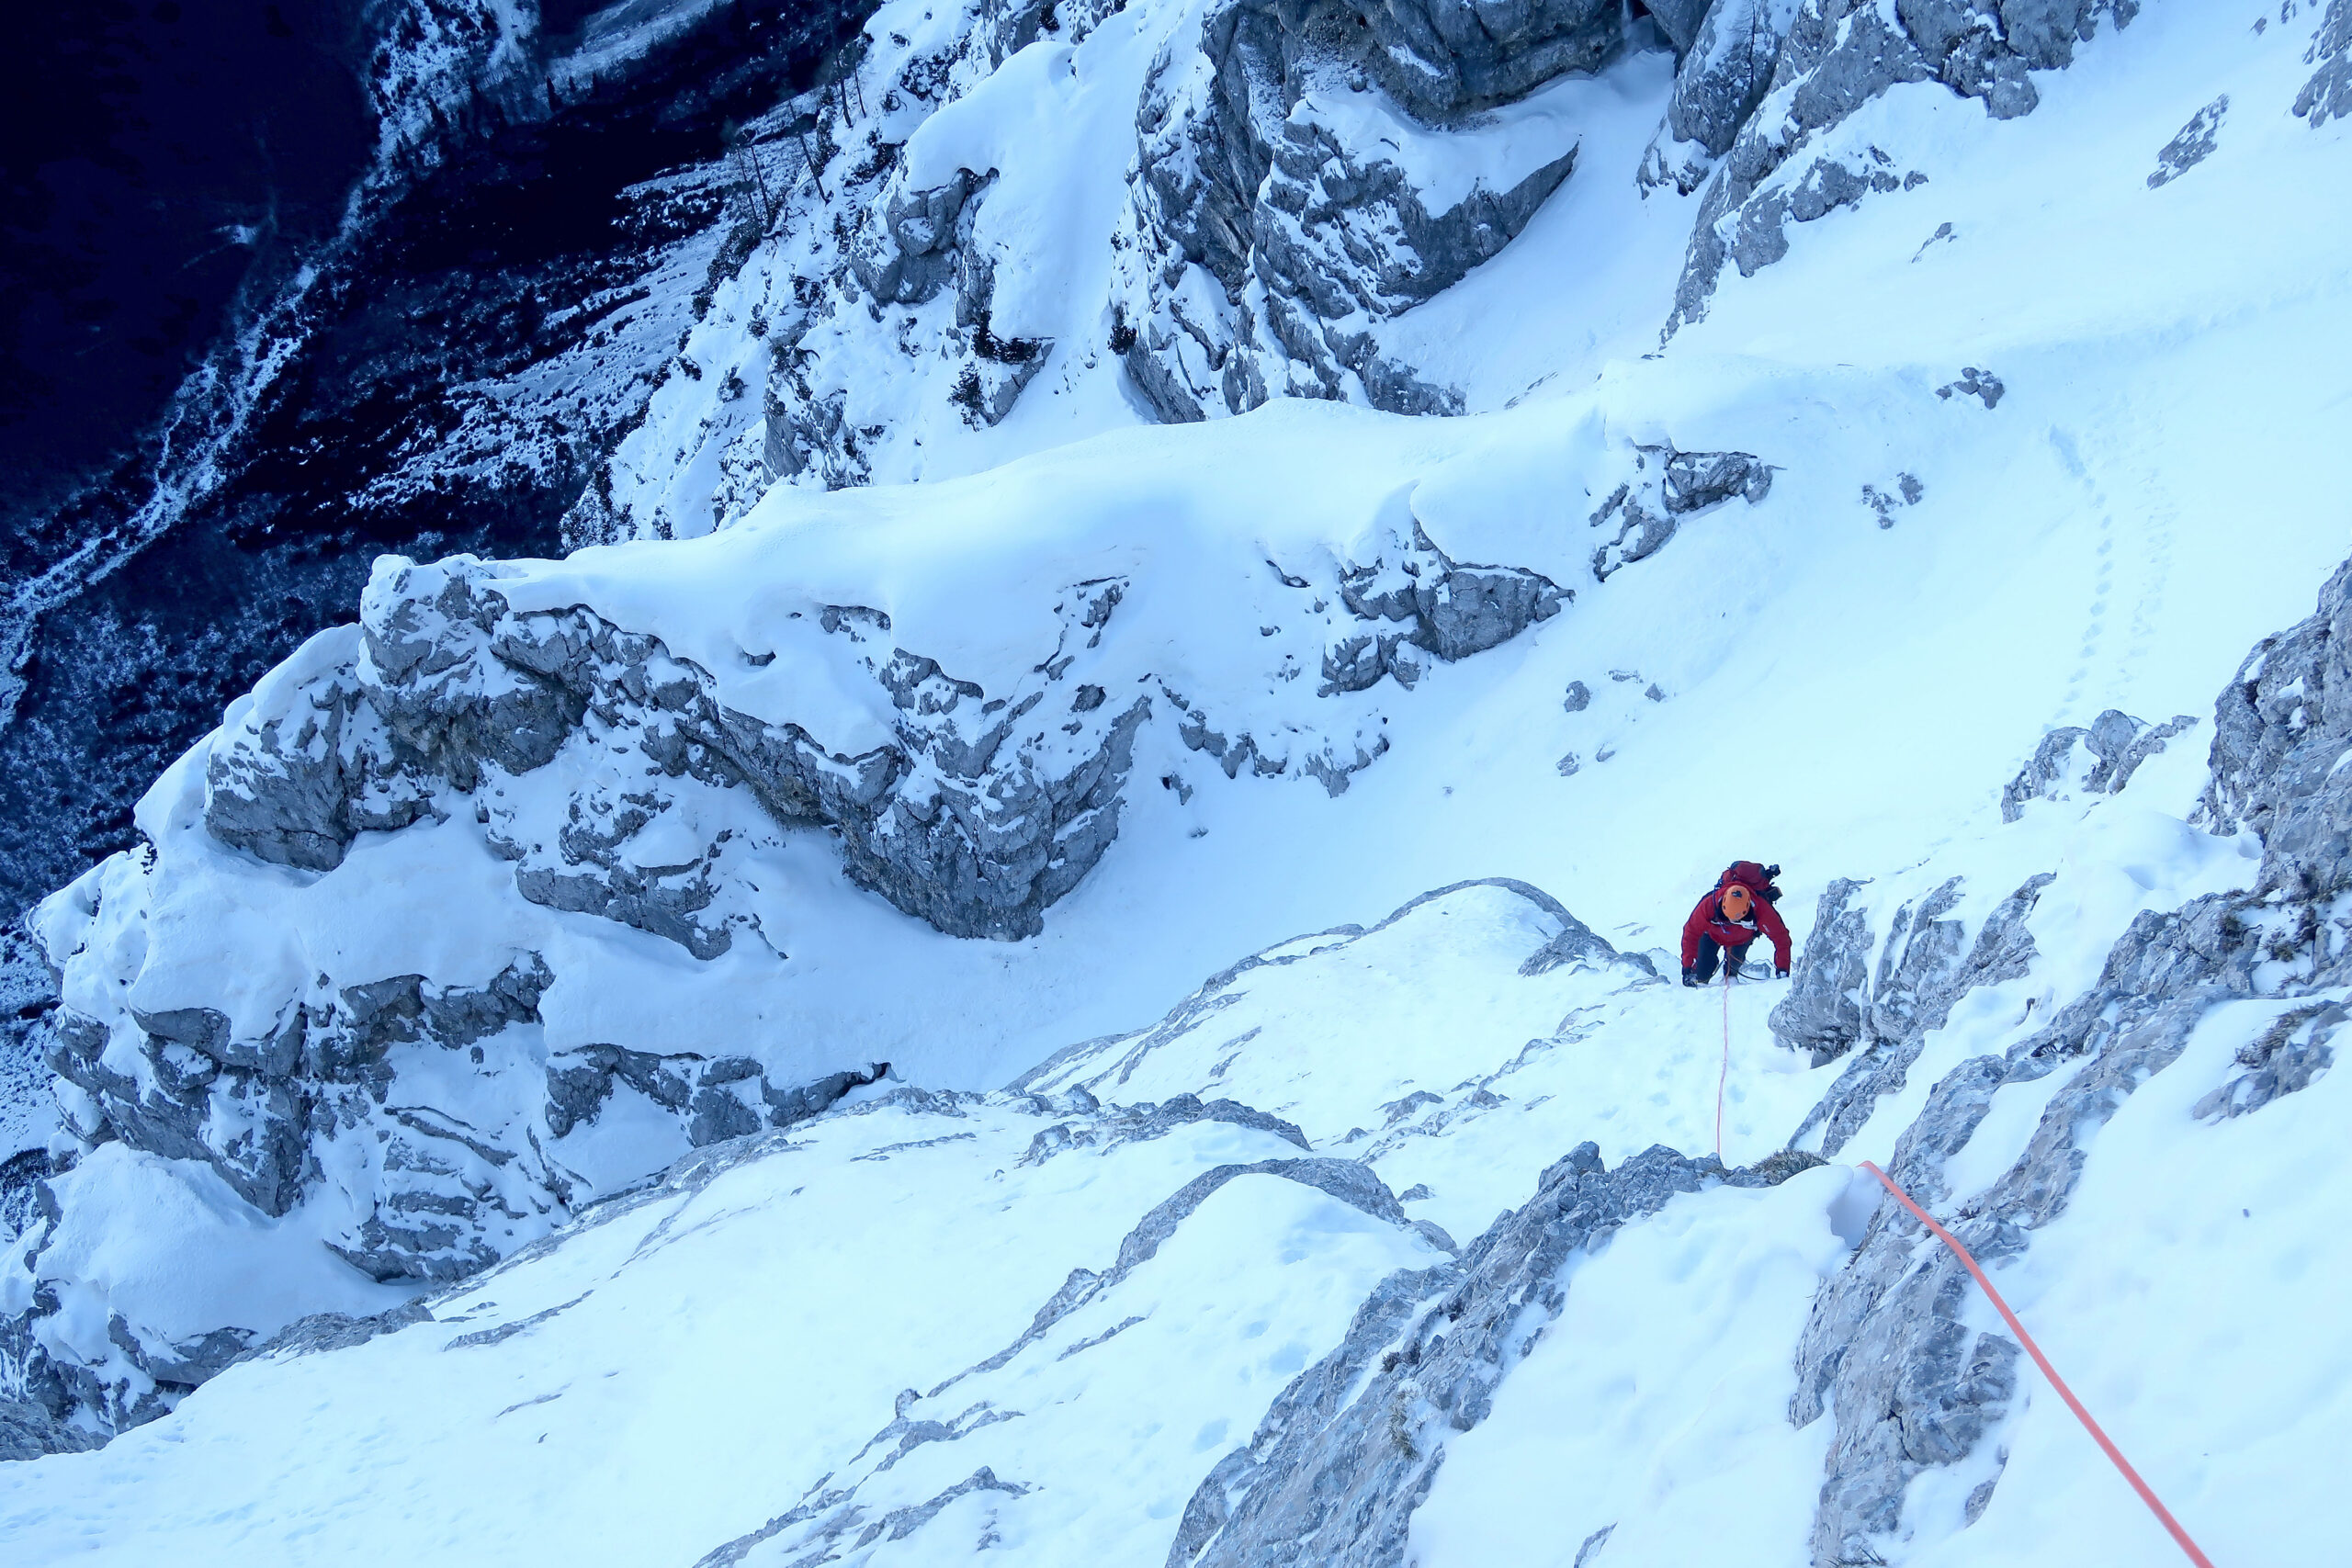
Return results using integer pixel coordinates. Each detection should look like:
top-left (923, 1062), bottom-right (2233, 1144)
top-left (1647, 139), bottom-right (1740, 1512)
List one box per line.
top-left (1666, 0), bottom-right (2141, 334)
top-left (1999, 707), bottom-right (2197, 821)
top-left (1170, 1142), bottom-right (1821, 1567)
top-left (0, 1397), bottom-right (101, 1463)
top-left (1317, 524), bottom-right (1567, 701)
top-left (12, 836), bottom-right (893, 1424)
top-left (1587, 443), bottom-right (1774, 581)
top-left (1113, 0), bottom-right (1607, 421)
top-left (1780, 558), bottom-right (2352, 1563)
top-left (211, 556), bottom-right (1150, 944)
top-left (2296, 0), bottom-right (2352, 128)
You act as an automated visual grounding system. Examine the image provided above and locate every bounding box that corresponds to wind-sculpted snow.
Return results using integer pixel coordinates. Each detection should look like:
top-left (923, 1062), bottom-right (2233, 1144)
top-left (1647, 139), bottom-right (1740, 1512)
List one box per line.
top-left (1998, 707), bottom-right (2199, 823)
top-left (209, 555), bottom-right (1153, 943)
top-left (11, 359), bottom-right (1845, 1435)
top-left (0, 1084), bottom-right (1455, 1558)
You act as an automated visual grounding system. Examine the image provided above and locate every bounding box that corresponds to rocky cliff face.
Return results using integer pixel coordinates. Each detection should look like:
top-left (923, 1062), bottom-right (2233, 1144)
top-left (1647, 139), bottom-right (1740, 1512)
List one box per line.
top-left (0, 0), bottom-right (872, 1144)
top-left (0, 0), bottom-right (2154, 1022)
top-left (1, 410), bottom-right (1607, 1430)
top-left (1009, 557), bottom-right (2351, 1567)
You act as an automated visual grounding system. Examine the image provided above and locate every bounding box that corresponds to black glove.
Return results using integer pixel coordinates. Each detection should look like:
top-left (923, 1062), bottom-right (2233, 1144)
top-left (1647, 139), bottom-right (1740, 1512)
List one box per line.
top-left (1775, 968), bottom-right (1791, 981)
top-left (1681, 967), bottom-right (1701, 987)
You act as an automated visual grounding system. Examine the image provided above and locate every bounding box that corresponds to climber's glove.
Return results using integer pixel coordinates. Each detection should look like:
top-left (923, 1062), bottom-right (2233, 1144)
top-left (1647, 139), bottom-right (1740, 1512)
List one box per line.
top-left (1681, 967), bottom-right (1701, 988)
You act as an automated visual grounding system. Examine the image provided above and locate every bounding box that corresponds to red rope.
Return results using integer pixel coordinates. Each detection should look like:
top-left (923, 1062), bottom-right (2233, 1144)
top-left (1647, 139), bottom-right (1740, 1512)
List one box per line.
top-left (1857, 1161), bottom-right (2217, 1567)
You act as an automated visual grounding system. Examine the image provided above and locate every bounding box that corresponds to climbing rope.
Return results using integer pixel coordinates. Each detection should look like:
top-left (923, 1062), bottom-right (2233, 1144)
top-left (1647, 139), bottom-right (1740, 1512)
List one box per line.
top-left (1857, 1161), bottom-right (2218, 1568)
top-left (1714, 963), bottom-right (1732, 1162)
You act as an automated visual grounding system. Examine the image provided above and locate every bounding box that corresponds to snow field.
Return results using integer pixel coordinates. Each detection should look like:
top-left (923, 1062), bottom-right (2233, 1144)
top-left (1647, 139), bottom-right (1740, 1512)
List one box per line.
top-left (0, 1099), bottom-right (1433, 1565)
top-left (1014, 880), bottom-right (1839, 1239)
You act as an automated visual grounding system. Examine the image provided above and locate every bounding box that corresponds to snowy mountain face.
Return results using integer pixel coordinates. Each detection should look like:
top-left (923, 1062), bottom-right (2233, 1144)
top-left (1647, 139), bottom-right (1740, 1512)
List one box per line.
top-left (6, 0), bottom-right (2352, 1564)
top-left (0, 0), bottom-right (868, 1137)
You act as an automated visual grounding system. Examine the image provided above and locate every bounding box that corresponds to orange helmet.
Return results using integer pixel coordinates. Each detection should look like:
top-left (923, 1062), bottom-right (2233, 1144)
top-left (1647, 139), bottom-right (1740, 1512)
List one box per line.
top-left (1722, 884), bottom-right (1753, 919)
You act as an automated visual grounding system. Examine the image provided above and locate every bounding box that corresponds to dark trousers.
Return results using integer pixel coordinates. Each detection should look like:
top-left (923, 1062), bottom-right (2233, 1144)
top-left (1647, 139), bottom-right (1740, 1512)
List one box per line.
top-left (1692, 935), bottom-right (1752, 983)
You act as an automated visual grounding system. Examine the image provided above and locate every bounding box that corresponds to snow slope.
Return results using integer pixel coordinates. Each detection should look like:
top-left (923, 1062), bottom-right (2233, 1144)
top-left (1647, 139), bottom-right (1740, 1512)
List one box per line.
top-left (6, 0), bottom-right (2352, 1562)
top-left (2, 760), bottom-right (2336, 1564)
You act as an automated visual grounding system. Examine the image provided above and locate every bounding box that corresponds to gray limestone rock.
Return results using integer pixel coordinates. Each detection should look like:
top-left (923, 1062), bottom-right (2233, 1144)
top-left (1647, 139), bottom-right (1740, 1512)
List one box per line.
top-left (849, 173), bottom-right (979, 306)
top-left (2201, 557), bottom-right (2352, 896)
top-left (2297, 0), bottom-right (2352, 128)
top-left (1261, 118), bottom-right (1578, 318)
top-left (1116, 0), bottom-right (1605, 423)
top-left (1664, 448), bottom-right (1776, 513)
top-left (2147, 95), bottom-right (2226, 186)
top-left (1589, 443), bottom-right (1773, 581)
top-left (1316, 523), bottom-right (1566, 694)
top-left (1788, 552), bottom-right (2352, 1565)
top-left (1362, 0), bottom-right (1623, 118)
top-left (46, 1010), bottom-right (310, 1217)
top-left (951, 347), bottom-right (1055, 427)
top-left (1648, 0), bottom-right (1714, 53)
top-left (2000, 724), bottom-right (2090, 819)
top-left (1999, 708), bottom-right (2197, 820)
top-left (1668, 0), bottom-right (2137, 335)
top-left (209, 558), bottom-right (1154, 944)
top-left (11, 950), bottom-right (879, 1426)
top-left (106, 1319), bottom-right (257, 1388)
top-left (1935, 365), bottom-right (2004, 408)
top-left (1792, 895), bottom-right (2233, 1566)
top-left (202, 674), bottom-right (439, 874)
top-left (38, 950), bottom-right (564, 1292)
top-left (1668, 0), bottom-right (1802, 157)
top-left (543, 1048), bottom-right (883, 1149)
top-left (1769, 878), bottom-right (1873, 1065)
top-left (0, 1396), bottom-right (101, 1462)
top-left (2194, 1000), bottom-right (2342, 1121)
top-left (1784, 873), bottom-right (2052, 1147)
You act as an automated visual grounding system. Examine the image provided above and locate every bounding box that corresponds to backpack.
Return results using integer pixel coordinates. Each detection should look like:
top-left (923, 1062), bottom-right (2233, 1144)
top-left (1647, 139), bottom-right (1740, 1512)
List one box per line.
top-left (1717, 860), bottom-right (1783, 904)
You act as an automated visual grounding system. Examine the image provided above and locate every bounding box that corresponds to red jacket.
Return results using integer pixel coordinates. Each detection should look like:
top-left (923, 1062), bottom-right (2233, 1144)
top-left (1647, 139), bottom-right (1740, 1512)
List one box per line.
top-left (1680, 886), bottom-right (1792, 972)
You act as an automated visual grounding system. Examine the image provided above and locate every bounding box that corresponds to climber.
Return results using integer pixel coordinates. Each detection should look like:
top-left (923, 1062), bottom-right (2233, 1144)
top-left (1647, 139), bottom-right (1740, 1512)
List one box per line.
top-left (1680, 860), bottom-right (1792, 987)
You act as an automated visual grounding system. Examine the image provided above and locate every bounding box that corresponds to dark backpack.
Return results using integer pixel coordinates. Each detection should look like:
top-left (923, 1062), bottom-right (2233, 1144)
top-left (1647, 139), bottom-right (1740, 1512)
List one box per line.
top-left (1717, 861), bottom-right (1783, 904)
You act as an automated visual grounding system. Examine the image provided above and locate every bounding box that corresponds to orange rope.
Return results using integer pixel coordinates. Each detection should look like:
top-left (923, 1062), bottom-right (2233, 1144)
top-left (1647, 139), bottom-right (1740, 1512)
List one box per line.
top-left (1857, 1161), bottom-right (2217, 1567)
